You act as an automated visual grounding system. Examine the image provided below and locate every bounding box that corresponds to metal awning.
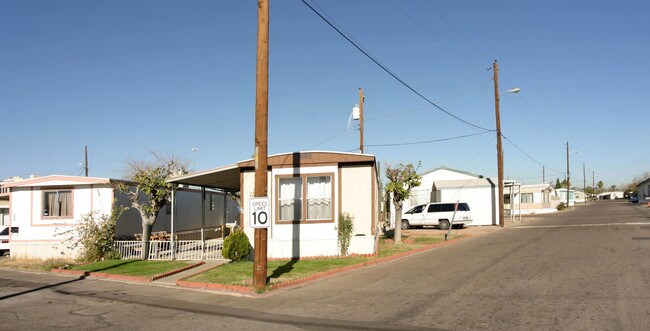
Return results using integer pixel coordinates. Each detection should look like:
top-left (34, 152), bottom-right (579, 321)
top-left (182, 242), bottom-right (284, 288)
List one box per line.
top-left (167, 164), bottom-right (240, 190)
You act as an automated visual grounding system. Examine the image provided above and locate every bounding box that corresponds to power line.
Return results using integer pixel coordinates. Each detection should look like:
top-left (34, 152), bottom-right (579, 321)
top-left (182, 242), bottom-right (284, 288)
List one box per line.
top-left (305, 128), bottom-right (348, 150)
top-left (366, 131), bottom-right (492, 147)
top-left (501, 134), bottom-right (563, 174)
top-left (425, 1), bottom-right (494, 60)
top-left (366, 79), bottom-right (491, 121)
top-left (300, 0), bottom-right (492, 132)
top-left (389, 0), bottom-right (489, 77)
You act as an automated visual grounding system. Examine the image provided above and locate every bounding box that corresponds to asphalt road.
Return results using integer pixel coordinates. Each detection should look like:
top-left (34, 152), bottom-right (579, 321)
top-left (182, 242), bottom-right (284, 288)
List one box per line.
top-left (1, 200), bottom-right (649, 330)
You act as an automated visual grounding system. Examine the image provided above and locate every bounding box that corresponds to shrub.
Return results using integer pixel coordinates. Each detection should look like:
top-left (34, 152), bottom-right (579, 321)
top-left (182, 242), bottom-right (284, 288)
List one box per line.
top-left (223, 230), bottom-right (251, 262)
top-left (557, 202), bottom-right (566, 211)
top-left (64, 203), bottom-right (125, 263)
top-left (338, 212), bottom-right (354, 256)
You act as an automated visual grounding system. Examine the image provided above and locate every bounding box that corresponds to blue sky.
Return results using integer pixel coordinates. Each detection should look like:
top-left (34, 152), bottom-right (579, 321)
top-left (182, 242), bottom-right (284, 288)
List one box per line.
top-left (2, 0), bottom-right (648, 188)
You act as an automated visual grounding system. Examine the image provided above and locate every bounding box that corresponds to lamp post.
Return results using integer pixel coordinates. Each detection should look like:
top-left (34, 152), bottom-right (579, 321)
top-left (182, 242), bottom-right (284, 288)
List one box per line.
top-left (493, 60), bottom-right (520, 227)
top-left (191, 147), bottom-right (198, 170)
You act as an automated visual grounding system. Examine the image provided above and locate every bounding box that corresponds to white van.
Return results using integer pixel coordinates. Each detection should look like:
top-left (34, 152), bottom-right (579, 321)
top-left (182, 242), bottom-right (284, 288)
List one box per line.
top-left (401, 202), bottom-right (473, 230)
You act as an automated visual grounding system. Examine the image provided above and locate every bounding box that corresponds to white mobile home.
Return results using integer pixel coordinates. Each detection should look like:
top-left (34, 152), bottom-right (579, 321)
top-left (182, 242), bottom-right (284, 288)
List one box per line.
top-left (169, 151), bottom-right (380, 259)
top-left (4, 175), bottom-right (238, 259)
top-left (392, 167), bottom-right (499, 227)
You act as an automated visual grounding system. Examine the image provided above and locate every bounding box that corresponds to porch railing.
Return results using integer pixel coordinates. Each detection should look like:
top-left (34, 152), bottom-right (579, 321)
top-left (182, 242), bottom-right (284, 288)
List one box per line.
top-left (114, 239), bottom-right (224, 260)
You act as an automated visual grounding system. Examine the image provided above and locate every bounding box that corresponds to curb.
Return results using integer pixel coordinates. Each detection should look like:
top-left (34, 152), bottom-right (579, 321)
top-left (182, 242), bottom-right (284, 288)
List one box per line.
top-left (175, 235), bottom-right (466, 294)
top-left (50, 261), bottom-right (205, 283)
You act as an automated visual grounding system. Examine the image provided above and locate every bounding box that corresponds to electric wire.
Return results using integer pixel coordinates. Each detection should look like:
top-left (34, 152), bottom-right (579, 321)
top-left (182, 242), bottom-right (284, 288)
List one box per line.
top-left (389, 0), bottom-right (489, 77)
top-left (502, 134), bottom-right (563, 174)
top-left (365, 131), bottom-right (492, 147)
top-left (366, 79), bottom-right (490, 121)
top-left (305, 128), bottom-right (348, 150)
top-left (425, 1), bottom-right (495, 60)
top-left (300, 0), bottom-right (492, 132)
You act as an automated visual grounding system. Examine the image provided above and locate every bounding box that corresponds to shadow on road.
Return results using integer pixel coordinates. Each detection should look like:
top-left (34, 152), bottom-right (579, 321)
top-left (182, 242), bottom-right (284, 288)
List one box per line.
top-left (0, 275), bottom-right (86, 301)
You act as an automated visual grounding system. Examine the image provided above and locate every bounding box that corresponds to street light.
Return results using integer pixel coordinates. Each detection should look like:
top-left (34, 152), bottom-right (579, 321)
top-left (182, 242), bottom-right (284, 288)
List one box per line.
top-left (191, 147), bottom-right (198, 170)
top-left (493, 60), bottom-right (522, 227)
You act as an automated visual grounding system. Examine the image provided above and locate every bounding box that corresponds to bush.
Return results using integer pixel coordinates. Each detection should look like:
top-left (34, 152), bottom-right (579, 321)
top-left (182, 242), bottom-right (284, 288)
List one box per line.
top-left (557, 202), bottom-right (567, 211)
top-left (223, 230), bottom-right (251, 262)
top-left (338, 212), bottom-right (354, 256)
top-left (63, 203), bottom-right (124, 263)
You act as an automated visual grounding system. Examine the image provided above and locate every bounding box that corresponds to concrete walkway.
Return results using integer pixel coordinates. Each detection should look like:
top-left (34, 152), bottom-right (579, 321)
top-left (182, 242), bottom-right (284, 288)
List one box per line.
top-left (153, 260), bottom-right (226, 286)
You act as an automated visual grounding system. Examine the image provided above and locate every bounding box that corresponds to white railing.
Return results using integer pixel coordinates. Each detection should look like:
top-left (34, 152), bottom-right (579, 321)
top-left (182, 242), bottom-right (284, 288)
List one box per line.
top-left (113, 239), bottom-right (224, 260)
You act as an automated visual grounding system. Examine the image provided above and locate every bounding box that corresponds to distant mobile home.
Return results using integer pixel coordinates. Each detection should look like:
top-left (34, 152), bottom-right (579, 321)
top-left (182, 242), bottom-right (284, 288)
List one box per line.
top-left (391, 167), bottom-right (499, 227)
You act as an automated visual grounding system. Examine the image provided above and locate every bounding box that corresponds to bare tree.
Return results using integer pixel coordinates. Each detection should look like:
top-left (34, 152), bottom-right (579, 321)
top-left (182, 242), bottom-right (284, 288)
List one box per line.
top-left (385, 162), bottom-right (421, 245)
top-left (118, 153), bottom-right (188, 260)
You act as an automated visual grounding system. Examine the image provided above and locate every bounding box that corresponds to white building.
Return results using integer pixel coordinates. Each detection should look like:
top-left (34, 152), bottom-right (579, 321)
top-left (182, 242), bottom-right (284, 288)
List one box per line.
top-left (508, 183), bottom-right (558, 215)
top-left (597, 191), bottom-right (624, 200)
top-left (391, 167), bottom-right (499, 227)
top-left (169, 151), bottom-right (380, 259)
top-left (635, 178), bottom-right (650, 204)
top-left (3, 175), bottom-right (238, 259)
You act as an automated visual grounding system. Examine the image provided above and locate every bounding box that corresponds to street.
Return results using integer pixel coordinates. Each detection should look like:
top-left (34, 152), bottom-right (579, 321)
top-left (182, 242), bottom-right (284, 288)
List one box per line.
top-left (2, 200), bottom-right (650, 330)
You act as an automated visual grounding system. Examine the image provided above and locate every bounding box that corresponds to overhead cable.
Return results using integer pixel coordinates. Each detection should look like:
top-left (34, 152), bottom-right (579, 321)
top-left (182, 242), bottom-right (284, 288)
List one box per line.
top-left (300, 0), bottom-right (492, 132)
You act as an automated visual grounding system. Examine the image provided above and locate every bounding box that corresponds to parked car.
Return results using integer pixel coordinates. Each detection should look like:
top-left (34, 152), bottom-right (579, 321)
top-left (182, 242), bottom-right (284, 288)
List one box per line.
top-left (0, 226), bottom-right (9, 256)
top-left (401, 202), bottom-right (473, 230)
top-left (629, 195), bottom-right (639, 203)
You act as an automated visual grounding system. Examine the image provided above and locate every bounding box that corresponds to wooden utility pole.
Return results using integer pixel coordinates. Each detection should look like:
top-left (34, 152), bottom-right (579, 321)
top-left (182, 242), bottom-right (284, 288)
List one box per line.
top-left (566, 142), bottom-right (570, 208)
top-left (359, 88), bottom-right (364, 154)
top-left (583, 163), bottom-right (586, 200)
top-left (84, 145), bottom-right (89, 177)
top-left (253, 0), bottom-right (269, 292)
top-left (543, 166), bottom-right (545, 183)
top-left (493, 60), bottom-right (505, 227)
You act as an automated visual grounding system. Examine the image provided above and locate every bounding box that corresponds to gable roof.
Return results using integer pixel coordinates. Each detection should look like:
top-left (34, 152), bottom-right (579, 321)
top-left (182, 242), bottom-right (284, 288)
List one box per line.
top-left (420, 166), bottom-right (482, 178)
top-left (432, 178), bottom-right (494, 189)
top-left (636, 178), bottom-right (650, 187)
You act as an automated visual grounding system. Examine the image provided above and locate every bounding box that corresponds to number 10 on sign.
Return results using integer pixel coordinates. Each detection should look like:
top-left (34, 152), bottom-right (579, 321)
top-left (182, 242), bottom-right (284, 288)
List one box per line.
top-left (249, 197), bottom-right (271, 228)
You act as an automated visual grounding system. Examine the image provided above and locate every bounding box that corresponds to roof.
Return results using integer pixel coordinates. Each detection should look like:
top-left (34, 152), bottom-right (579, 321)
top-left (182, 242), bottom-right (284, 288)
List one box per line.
top-left (420, 166), bottom-right (482, 179)
top-left (432, 178), bottom-right (494, 189)
top-left (636, 178), bottom-right (650, 187)
top-left (518, 184), bottom-right (554, 193)
top-left (168, 151), bottom-right (376, 190)
top-left (2, 175), bottom-right (113, 188)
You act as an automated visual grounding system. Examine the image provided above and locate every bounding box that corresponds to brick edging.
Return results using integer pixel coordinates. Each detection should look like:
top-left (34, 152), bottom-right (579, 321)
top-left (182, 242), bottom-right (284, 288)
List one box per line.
top-left (50, 261), bottom-right (206, 283)
top-left (175, 235), bottom-right (466, 294)
top-left (151, 261), bottom-right (205, 281)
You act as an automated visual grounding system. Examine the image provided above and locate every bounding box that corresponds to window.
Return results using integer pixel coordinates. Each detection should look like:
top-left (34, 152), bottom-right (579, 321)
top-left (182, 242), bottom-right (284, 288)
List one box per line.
top-left (521, 193), bottom-right (534, 203)
top-left (43, 190), bottom-right (72, 218)
top-left (406, 205), bottom-right (425, 214)
top-left (209, 194), bottom-right (215, 211)
top-left (277, 174), bottom-right (333, 223)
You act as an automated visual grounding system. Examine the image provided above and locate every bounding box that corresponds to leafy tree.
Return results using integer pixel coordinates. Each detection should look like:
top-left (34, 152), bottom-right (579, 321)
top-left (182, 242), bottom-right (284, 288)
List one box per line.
top-left (597, 181), bottom-right (604, 193)
top-left (610, 185), bottom-right (617, 191)
top-left (118, 153), bottom-right (188, 260)
top-left (555, 178), bottom-right (561, 189)
top-left (385, 162), bottom-right (422, 245)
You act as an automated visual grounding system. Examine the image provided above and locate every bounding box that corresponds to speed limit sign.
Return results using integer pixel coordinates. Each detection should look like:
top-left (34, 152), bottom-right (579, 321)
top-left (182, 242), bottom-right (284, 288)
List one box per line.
top-left (249, 197), bottom-right (271, 229)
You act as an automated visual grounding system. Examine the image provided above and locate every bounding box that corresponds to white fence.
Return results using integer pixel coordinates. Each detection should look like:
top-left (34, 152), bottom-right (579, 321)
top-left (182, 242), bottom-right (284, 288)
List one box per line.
top-left (114, 239), bottom-right (224, 260)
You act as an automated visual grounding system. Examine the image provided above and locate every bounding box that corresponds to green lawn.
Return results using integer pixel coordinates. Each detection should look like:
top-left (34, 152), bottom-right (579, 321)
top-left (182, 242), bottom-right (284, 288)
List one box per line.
top-left (188, 234), bottom-right (457, 287)
top-left (71, 260), bottom-right (192, 277)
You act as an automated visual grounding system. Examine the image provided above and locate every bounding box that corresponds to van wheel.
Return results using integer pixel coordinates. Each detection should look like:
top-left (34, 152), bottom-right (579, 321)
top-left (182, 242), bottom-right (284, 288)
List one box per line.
top-left (439, 219), bottom-right (451, 230)
top-left (401, 220), bottom-right (410, 230)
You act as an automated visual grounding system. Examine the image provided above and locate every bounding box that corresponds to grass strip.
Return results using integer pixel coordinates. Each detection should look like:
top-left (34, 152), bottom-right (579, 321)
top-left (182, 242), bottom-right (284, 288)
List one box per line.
top-left (71, 260), bottom-right (191, 277)
top-left (188, 234), bottom-right (454, 286)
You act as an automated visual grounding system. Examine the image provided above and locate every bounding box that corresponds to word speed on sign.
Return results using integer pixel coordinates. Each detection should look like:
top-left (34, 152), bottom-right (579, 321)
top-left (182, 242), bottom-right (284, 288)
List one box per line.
top-left (249, 197), bottom-right (271, 228)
